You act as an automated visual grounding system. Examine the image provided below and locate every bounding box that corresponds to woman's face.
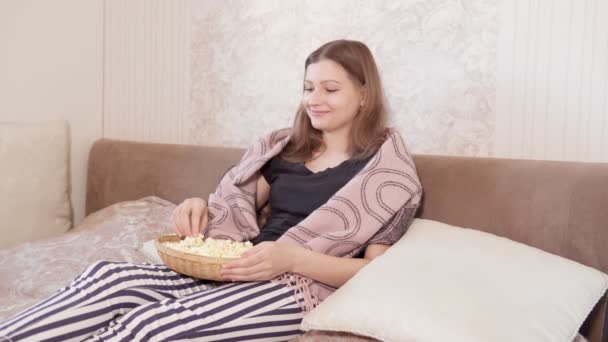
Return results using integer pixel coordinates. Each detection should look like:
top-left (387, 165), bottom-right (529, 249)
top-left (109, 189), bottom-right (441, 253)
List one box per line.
top-left (302, 59), bottom-right (364, 134)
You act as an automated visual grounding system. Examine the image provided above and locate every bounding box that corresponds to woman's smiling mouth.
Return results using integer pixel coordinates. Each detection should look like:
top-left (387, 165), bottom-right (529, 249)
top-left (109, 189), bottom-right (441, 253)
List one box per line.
top-left (310, 110), bottom-right (330, 117)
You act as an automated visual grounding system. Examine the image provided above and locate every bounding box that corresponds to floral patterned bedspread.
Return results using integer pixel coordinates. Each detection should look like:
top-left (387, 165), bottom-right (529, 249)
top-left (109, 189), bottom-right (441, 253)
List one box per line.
top-left (0, 196), bottom-right (175, 320)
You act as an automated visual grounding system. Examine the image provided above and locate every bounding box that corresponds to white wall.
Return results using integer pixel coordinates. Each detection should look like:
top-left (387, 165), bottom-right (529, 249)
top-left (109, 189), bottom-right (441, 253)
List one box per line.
top-left (0, 0), bottom-right (103, 225)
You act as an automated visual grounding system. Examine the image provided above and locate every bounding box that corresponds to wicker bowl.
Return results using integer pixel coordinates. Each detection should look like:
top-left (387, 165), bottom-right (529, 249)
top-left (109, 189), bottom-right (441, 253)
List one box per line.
top-left (155, 235), bottom-right (237, 281)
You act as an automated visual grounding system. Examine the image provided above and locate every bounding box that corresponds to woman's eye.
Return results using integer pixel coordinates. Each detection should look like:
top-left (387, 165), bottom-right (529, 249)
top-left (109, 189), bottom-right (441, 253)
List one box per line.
top-left (303, 88), bottom-right (338, 93)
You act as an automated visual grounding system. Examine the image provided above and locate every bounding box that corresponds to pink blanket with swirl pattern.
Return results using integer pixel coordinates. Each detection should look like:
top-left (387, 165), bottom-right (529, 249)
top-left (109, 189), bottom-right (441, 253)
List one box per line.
top-left (204, 127), bottom-right (422, 311)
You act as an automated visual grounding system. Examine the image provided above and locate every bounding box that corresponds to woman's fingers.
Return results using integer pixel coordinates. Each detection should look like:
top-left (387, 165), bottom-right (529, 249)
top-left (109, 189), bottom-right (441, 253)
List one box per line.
top-left (191, 204), bottom-right (202, 235)
top-left (222, 262), bottom-right (268, 281)
top-left (173, 198), bottom-right (208, 237)
top-left (172, 207), bottom-right (184, 236)
top-left (223, 271), bottom-right (268, 282)
top-left (224, 242), bottom-right (265, 268)
top-left (190, 200), bottom-right (208, 235)
top-left (179, 204), bottom-right (192, 236)
top-left (224, 263), bottom-right (266, 277)
top-left (200, 207), bottom-right (209, 233)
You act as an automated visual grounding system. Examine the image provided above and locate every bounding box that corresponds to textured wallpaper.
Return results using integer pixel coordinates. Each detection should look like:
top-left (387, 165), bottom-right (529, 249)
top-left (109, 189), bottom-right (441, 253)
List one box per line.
top-left (190, 0), bottom-right (498, 156)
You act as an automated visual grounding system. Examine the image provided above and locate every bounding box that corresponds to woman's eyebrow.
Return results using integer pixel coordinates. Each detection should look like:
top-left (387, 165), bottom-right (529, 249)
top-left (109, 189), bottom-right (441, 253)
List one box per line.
top-left (303, 79), bottom-right (342, 84)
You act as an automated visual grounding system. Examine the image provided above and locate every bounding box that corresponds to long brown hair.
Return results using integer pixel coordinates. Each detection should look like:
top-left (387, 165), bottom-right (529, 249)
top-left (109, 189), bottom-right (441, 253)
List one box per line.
top-left (281, 39), bottom-right (389, 163)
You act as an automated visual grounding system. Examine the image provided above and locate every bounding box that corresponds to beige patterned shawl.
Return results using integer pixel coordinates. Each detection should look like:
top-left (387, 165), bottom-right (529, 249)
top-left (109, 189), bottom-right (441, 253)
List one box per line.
top-left (204, 127), bottom-right (422, 312)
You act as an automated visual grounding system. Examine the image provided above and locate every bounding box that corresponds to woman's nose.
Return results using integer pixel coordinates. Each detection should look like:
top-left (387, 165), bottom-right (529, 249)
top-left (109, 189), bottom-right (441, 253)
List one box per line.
top-left (306, 89), bottom-right (324, 105)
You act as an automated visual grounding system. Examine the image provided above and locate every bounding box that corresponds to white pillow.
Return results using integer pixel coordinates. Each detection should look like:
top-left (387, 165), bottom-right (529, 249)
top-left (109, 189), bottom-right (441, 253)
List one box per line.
top-left (301, 219), bottom-right (607, 342)
top-left (139, 239), bottom-right (163, 264)
top-left (0, 121), bottom-right (72, 248)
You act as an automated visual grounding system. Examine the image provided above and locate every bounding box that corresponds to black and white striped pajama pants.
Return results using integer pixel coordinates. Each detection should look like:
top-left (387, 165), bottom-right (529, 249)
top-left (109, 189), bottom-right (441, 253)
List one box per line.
top-left (0, 261), bottom-right (304, 342)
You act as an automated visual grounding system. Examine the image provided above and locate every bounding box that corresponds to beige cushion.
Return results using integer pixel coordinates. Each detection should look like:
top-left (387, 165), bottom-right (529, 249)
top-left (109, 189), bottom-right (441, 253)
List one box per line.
top-left (301, 219), bottom-right (607, 342)
top-left (0, 120), bottom-right (72, 248)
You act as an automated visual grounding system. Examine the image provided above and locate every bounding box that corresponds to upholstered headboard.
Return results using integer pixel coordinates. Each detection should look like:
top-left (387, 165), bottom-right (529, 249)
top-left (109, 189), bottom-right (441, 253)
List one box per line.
top-left (85, 138), bottom-right (608, 341)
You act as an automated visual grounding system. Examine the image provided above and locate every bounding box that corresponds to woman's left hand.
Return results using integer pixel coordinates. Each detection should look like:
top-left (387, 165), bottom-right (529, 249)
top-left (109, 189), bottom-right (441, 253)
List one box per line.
top-left (221, 241), bottom-right (296, 282)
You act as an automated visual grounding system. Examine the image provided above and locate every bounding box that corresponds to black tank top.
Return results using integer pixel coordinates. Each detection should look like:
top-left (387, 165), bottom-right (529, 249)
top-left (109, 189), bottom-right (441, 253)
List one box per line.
top-left (251, 154), bottom-right (372, 245)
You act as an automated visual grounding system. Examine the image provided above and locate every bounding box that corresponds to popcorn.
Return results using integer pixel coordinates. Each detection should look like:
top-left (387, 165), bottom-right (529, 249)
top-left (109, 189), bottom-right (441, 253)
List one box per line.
top-left (164, 234), bottom-right (253, 258)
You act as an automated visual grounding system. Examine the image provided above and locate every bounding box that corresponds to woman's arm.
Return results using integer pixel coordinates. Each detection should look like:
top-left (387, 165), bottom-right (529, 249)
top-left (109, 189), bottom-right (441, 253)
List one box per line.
top-left (291, 243), bottom-right (389, 288)
top-left (222, 242), bottom-right (389, 288)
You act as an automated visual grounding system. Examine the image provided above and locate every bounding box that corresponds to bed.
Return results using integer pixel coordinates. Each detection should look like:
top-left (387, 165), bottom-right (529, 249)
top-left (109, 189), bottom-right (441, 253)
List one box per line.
top-left (1, 138), bottom-right (606, 341)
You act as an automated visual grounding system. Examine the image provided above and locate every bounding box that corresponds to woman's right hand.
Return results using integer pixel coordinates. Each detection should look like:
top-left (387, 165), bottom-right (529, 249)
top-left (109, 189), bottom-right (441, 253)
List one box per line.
top-left (172, 197), bottom-right (208, 237)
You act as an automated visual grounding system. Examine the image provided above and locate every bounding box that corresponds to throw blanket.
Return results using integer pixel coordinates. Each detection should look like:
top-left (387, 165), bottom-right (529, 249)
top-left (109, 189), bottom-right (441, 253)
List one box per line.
top-left (204, 127), bottom-right (422, 312)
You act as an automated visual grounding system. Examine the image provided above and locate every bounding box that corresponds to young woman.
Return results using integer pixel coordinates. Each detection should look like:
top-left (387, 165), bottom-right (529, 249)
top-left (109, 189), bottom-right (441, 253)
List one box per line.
top-left (0, 39), bottom-right (421, 342)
